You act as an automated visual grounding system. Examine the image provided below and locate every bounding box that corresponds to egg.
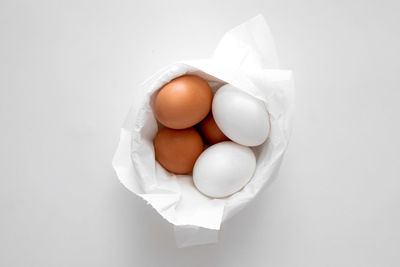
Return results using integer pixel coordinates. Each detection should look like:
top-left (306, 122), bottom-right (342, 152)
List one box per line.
top-left (154, 75), bottom-right (213, 129)
top-left (193, 141), bottom-right (256, 198)
top-left (154, 127), bottom-right (204, 174)
top-left (197, 112), bottom-right (229, 145)
top-left (212, 84), bottom-right (270, 146)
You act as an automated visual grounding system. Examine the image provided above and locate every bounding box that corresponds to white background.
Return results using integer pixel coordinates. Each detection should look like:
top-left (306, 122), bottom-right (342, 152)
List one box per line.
top-left (1, 0), bottom-right (400, 266)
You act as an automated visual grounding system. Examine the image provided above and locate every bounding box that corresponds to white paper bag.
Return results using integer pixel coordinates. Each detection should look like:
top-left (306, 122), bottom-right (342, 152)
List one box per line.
top-left (112, 15), bottom-right (295, 248)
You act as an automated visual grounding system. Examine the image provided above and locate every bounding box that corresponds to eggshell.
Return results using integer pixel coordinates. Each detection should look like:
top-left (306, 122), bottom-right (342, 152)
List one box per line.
top-left (193, 141), bottom-right (256, 198)
top-left (212, 84), bottom-right (270, 146)
top-left (154, 127), bottom-right (204, 174)
top-left (154, 75), bottom-right (213, 129)
top-left (197, 113), bottom-right (229, 145)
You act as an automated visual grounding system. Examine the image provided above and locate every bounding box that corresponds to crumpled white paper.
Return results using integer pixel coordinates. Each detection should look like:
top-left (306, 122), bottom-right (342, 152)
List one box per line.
top-left (112, 15), bottom-right (295, 248)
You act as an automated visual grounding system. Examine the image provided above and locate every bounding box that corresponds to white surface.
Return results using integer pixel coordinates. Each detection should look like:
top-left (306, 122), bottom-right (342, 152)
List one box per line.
top-left (193, 141), bottom-right (256, 198)
top-left (1, 0), bottom-right (400, 266)
top-left (212, 84), bottom-right (271, 146)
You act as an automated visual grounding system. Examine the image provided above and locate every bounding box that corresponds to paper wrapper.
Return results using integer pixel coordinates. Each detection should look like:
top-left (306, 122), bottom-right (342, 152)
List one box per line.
top-left (112, 15), bottom-right (295, 248)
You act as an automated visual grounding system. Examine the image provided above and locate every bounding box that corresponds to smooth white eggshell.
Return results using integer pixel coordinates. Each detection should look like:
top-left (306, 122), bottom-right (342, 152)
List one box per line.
top-left (193, 141), bottom-right (256, 198)
top-left (212, 84), bottom-right (270, 146)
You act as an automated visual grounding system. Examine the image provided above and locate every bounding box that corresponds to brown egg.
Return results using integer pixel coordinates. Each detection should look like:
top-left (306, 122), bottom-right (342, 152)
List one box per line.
top-left (198, 112), bottom-right (230, 145)
top-left (154, 127), bottom-right (204, 174)
top-left (154, 75), bottom-right (213, 129)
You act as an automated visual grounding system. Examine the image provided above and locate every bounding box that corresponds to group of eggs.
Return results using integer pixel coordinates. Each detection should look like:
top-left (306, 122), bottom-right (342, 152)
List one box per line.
top-left (153, 75), bottom-right (270, 198)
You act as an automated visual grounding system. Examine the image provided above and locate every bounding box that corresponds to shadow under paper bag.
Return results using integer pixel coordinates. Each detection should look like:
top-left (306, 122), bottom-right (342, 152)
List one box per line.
top-left (112, 14), bottom-right (295, 248)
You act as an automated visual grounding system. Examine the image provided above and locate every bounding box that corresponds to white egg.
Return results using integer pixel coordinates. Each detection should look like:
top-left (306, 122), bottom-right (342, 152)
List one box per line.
top-left (212, 84), bottom-right (270, 146)
top-left (193, 141), bottom-right (256, 198)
